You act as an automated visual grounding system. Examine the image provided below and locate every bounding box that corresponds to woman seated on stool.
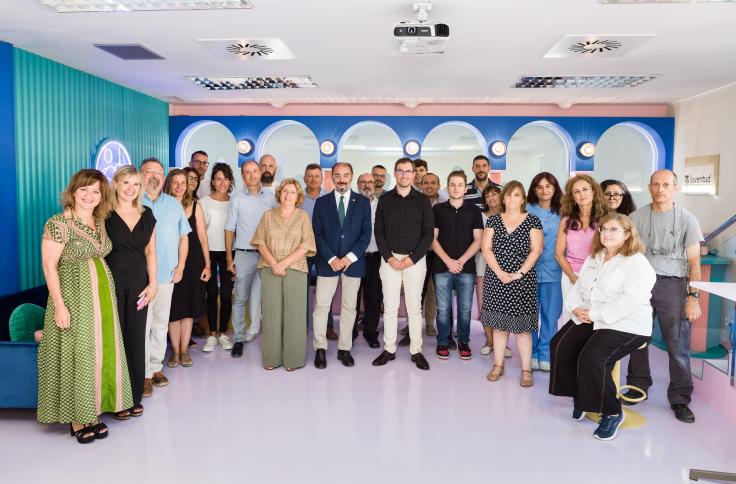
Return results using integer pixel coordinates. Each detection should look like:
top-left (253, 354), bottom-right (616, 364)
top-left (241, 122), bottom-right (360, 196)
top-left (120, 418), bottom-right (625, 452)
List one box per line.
top-left (549, 213), bottom-right (656, 441)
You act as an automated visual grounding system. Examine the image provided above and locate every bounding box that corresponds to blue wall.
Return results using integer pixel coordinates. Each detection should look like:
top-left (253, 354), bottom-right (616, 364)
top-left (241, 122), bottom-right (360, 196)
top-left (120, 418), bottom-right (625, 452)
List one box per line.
top-left (169, 115), bottom-right (675, 171)
top-left (0, 41), bottom-right (19, 295)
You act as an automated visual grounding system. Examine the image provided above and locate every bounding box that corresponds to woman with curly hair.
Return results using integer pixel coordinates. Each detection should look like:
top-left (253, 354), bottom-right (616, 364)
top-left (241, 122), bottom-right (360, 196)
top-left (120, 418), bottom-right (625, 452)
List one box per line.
top-left (555, 174), bottom-right (608, 324)
top-left (601, 179), bottom-right (637, 216)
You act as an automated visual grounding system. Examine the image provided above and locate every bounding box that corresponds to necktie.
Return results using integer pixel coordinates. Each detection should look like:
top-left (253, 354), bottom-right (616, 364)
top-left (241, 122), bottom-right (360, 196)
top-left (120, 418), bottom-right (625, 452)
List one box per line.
top-left (338, 195), bottom-right (346, 226)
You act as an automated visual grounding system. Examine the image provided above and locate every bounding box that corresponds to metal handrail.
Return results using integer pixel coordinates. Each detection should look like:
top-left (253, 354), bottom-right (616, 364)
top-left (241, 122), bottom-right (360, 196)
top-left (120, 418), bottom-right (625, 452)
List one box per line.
top-left (704, 214), bottom-right (736, 244)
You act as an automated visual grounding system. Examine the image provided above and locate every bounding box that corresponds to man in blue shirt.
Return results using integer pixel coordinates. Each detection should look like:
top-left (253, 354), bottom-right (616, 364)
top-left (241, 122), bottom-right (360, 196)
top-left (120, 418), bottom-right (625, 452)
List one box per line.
top-left (141, 157), bottom-right (191, 395)
top-left (225, 160), bottom-right (277, 358)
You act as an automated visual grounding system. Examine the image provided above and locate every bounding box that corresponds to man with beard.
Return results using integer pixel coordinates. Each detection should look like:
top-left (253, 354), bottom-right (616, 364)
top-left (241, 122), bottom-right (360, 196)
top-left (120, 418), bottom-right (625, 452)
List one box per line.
top-left (371, 164), bottom-right (388, 197)
top-left (259, 154), bottom-right (277, 191)
top-left (352, 173), bottom-right (382, 348)
top-left (311, 163), bottom-right (372, 368)
top-left (190, 150), bottom-right (210, 199)
top-left (372, 158), bottom-right (434, 371)
top-left (464, 155), bottom-right (500, 211)
top-left (140, 157), bottom-right (191, 395)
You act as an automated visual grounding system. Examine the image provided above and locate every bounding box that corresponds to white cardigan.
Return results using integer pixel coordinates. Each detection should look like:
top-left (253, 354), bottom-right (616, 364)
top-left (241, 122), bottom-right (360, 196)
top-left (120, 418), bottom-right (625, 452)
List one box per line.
top-left (565, 251), bottom-right (656, 336)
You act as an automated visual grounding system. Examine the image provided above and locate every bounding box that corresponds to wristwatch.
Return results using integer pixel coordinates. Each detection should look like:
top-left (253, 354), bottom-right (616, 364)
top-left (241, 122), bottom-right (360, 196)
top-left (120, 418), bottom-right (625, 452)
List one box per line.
top-left (688, 290), bottom-right (700, 299)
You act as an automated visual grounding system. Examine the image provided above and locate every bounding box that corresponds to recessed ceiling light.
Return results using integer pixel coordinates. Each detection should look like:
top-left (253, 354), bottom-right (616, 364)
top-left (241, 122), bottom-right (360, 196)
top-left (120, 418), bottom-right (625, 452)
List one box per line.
top-left (187, 76), bottom-right (317, 90)
top-left (512, 75), bottom-right (660, 88)
top-left (41, 0), bottom-right (253, 12)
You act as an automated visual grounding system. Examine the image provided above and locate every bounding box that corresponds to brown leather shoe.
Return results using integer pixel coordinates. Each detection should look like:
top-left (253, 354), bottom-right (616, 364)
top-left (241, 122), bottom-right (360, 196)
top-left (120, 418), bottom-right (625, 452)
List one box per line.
top-left (151, 371), bottom-right (169, 387)
top-left (326, 326), bottom-right (338, 341)
top-left (143, 378), bottom-right (153, 397)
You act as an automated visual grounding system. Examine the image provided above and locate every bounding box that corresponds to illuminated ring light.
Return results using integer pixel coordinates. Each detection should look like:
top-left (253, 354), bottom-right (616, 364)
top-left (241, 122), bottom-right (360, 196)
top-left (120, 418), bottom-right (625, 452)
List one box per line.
top-left (489, 140), bottom-right (507, 158)
top-left (578, 142), bottom-right (596, 159)
top-left (237, 139), bottom-right (254, 156)
top-left (94, 138), bottom-right (132, 181)
top-left (320, 140), bottom-right (336, 156)
top-left (404, 140), bottom-right (421, 156)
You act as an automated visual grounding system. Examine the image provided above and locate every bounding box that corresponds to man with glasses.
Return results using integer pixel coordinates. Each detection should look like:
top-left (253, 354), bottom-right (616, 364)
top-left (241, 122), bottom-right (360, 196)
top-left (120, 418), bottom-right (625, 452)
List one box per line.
top-left (190, 150), bottom-right (210, 199)
top-left (352, 173), bottom-right (382, 348)
top-left (625, 169), bottom-right (703, 423)
top-left (464, 155), bottom-right (500, 211)
top-left (372, 158), bottom-right (434, 370)
top-left (140, 157), bottom-right (191, 395)
top-left (371, 165), bottom-right (388, 197)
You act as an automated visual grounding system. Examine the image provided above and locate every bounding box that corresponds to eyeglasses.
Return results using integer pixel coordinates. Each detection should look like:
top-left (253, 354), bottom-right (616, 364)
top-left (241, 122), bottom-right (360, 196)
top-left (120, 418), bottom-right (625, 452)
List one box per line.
top-left (395, 169), bottom-right (414, 176)
top-left (143, 169), bottom-right (164, 176)
top-left (604, 192), bottom-right (624, 199)
top-left (598, 226), bottom-right (627, 234)
top-left (358, 181), bottom-right (375, 185)
top-left (192, 160), bottom-right (209, 167)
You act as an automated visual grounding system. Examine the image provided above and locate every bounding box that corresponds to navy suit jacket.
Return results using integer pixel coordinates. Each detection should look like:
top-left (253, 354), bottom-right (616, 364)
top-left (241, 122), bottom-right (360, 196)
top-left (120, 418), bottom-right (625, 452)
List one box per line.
top-left (312, 190), bottom-right (372, 278)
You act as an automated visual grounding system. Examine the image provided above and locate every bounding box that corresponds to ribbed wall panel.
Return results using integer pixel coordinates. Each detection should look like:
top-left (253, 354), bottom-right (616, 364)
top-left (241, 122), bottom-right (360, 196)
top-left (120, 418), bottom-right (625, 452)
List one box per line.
top-left (14, 48), bottom-right (168, 290)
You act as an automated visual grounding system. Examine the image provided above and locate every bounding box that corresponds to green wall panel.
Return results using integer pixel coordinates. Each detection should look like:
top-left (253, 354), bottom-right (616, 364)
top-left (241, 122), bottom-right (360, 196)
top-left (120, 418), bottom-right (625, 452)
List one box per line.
top-left (14, 48), bottom-right (169, 290)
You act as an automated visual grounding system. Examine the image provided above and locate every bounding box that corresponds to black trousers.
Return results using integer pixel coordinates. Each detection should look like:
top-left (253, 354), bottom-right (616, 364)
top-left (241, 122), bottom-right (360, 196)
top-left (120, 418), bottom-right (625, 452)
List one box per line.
top-left (361, 252), bottom-right (383, 340)
top-left (114, 276), bottom-right (148, 406)
top-left (550, 320), bottom-right (650, 415)
top-left (206, 251), bottom-right (233, 333)
top-left (626, 277), bottom-right (693, 405)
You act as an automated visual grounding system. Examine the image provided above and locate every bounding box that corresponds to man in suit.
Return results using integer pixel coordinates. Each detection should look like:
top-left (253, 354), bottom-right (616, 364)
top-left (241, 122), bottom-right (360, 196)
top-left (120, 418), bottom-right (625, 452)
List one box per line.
top-left (312, 162), bottom-right (373, 368)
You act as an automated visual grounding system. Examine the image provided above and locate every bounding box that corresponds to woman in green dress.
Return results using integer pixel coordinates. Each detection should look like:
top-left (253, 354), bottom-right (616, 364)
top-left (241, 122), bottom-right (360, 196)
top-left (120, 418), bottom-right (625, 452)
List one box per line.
top-left (38, 168), bottom-right (133, 444)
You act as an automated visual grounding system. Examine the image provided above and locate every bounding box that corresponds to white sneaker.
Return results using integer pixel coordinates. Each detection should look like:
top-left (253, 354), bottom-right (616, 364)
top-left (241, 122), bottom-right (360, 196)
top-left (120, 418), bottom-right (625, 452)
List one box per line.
top-left (244, 332), bottom-right (257, 342)
top-left (539, 360), bottom-right (551, 372)
top-left (203, 336), bottom-right (217, 353)
top-left (218, 334), bottom-right (233, 350)
top-left (531, 358), bottom-right (540, 371)
top-left (480, 345), bottom-right (492, 356)
top-left (504, 347), bottom-right (512, 358)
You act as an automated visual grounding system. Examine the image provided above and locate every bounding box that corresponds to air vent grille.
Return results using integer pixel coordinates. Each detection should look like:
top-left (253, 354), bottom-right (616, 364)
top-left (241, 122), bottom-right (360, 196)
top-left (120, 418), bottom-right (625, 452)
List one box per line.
top-left (95, 44), bottom-right (164, 60)
top-left (512, 75), bottom-right (660, 88)
top-left (188, 76), bottom-right (317, 90)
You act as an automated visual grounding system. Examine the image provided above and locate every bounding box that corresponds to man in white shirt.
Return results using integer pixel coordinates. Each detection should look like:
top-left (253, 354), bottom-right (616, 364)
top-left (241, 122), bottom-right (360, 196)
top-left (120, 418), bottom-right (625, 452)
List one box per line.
top-left (190, 150), bottom-right (211, 199)
top-left (259, 154), bottom-right (277, 191)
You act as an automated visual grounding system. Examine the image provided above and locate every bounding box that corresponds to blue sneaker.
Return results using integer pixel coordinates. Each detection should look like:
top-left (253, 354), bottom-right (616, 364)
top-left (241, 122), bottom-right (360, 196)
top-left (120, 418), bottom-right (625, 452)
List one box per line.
top-left (572, 407), bottom-right (586, 421)
top-left (593, 412), bottom-right (626, 441)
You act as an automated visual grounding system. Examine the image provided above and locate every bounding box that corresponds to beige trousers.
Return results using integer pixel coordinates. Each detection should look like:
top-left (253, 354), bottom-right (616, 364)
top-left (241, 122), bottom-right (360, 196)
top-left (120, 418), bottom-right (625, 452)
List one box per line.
top-left (313, 274), bottom-right (361, 351)
top-left (380, 253), bottom-right (426, 355)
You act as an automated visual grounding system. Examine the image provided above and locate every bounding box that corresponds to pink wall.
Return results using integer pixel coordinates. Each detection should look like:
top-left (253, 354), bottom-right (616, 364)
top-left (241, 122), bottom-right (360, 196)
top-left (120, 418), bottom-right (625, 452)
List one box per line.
top-left (170, 103), bottom-right (669, 117)
top-left (694, 362), bottom-right (736, 424)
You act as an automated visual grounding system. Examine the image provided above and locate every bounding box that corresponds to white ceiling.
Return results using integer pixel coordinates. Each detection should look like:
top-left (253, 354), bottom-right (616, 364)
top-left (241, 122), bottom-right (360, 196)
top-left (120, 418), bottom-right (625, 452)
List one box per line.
top-left (2, 0), bottom-right (736, 105)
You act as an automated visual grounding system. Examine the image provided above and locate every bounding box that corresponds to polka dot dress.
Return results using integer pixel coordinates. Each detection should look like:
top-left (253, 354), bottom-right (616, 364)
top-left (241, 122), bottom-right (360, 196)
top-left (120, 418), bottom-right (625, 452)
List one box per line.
top-left (480, 213), bottom-right (542, 334)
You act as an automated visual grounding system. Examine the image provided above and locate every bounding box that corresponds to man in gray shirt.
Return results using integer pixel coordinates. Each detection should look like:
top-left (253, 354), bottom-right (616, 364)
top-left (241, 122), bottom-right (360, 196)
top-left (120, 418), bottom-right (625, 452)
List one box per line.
top-left (625, 169), bottom-right (703, 424)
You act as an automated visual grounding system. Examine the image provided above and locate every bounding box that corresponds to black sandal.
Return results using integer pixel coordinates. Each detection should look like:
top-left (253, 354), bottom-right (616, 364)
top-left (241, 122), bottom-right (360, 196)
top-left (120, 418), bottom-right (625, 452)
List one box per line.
top-left (91, 419), bottom-right (109, 440)
top-left (69, 424), bottom-right (96, 444)
top-left (113, 409), bottom-right (131, 420)
top-left (131, 404), bottom-right (144, 417)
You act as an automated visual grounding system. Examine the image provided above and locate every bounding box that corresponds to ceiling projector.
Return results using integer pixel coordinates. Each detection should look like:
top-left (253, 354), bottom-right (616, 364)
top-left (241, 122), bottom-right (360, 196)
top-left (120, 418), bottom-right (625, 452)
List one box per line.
top-left (393, 2), bottom-right (449, 55)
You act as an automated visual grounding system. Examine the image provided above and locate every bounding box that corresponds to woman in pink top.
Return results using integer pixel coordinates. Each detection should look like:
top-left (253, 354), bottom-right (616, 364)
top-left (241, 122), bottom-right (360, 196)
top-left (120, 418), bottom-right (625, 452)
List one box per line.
top-left (555, 174), bottom-right (608, 322)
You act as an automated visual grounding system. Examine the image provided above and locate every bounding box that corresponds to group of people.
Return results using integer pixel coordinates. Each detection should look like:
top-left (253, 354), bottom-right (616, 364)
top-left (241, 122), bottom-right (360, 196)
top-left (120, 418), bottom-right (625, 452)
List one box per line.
top-left (36, 149), bottom-right (704, 444)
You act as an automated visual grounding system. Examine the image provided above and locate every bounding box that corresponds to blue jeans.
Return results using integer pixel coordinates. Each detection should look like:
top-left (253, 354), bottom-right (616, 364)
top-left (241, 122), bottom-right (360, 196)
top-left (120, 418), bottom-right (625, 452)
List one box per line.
top-left (533, 281), bottom-right (563, 363)
top-left (434, 272), bottom-right (475, 346)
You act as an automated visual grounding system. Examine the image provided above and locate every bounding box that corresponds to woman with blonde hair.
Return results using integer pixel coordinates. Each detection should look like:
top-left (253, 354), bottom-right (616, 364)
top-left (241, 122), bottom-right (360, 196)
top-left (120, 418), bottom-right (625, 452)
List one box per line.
top-left (555, 174), bottom-right (608, 325)
top-left (38, 168), bottom-right (132, 443)
top-left (549, 213), bottom-right (655, 441)
top-left (251, 178), bottom-right (316, 371)
top-left (105, 165), bottom-right (157, 419)
top-left (481, 180), bottom-right (543, 387)
top-left (164, 169), bottom-right (210, 368)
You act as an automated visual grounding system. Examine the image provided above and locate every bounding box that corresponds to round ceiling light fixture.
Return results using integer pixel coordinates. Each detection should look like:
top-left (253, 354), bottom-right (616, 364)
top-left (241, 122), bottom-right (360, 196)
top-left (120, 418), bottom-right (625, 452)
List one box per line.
top-left (490, 140), bottom-right (507, 158)
top-left (578, 142), bottom-right (596, 159)
top-left (237, 139), bottom-right (254, 155)
top-left (404, 140), bottom-right (421, 156)
top-left (320, 140), bottom-right (336, 156)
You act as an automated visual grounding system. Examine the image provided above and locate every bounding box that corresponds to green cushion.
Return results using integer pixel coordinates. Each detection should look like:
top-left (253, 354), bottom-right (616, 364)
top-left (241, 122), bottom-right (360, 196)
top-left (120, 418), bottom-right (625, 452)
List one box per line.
top-left (9, 303), bottom-right (45, 342)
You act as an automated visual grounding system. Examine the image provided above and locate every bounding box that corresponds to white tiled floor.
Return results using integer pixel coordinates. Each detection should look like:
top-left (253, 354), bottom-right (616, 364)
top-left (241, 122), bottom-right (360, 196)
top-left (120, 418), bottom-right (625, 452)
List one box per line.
top-left (1, 322), bottom-right (735, 484)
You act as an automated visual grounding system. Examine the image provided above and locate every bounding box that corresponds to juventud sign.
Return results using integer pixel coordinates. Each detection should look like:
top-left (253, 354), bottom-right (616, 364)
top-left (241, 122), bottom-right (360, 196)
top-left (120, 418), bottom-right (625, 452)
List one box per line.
top-left (682, 154), bottom-right (719, 195)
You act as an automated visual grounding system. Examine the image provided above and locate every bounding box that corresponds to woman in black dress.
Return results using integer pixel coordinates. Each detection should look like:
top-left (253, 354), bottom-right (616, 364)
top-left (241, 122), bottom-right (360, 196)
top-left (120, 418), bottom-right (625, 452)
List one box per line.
top-left (165, 169), bottom-right (210, 368)
top-left (480, 180), bottom-right (543, 387)
top-left (105, 166), bottom-right (157, 418)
